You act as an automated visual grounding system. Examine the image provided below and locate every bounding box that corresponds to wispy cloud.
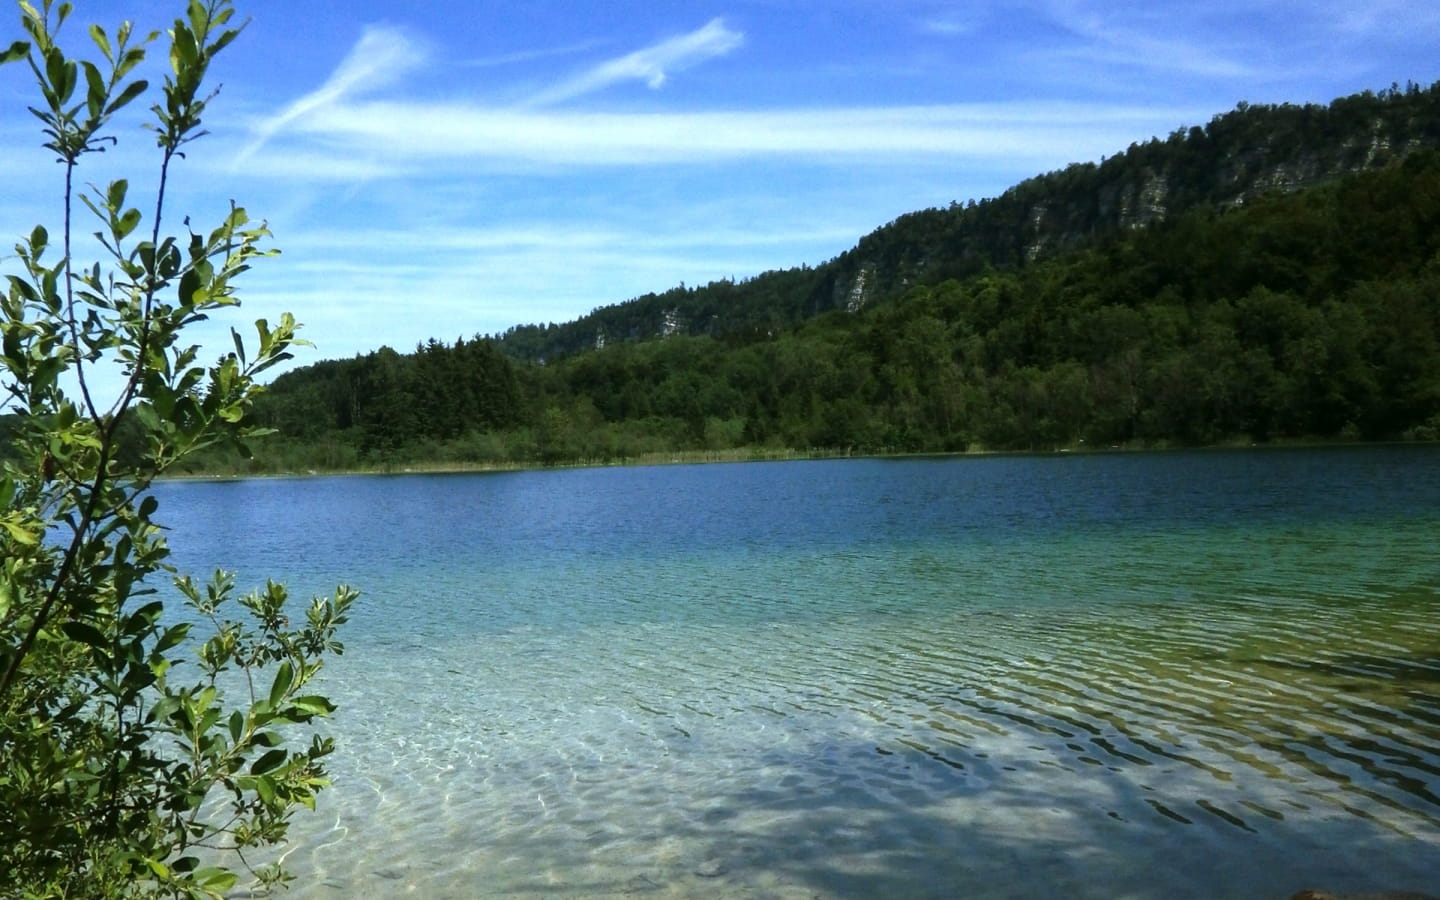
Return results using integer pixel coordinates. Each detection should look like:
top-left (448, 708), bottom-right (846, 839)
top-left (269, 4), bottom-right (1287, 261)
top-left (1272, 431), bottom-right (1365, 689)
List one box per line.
top-left (237, 25), bottom-right (428, 162)
top-left (916, 15), bottom-right (979, 37)
top-left (1319, 0), bottom-right (1440, 38)
top-left (1059, 36), bottom-right (1255, 80)
top-left (278, 221), bottom-right (864, 255)
top-left (238, 100), bottom-right (1194, 176)
top-left (528, 18), bottom-right (744, 106)
top-left (457, 39), bottom-right (607, 69)
top-left (1039, 0), bottom-right (1256, 79)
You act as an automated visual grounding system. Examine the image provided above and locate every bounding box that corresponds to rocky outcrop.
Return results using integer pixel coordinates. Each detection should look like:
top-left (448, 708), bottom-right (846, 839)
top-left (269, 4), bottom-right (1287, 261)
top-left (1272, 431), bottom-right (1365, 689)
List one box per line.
top-left (496, 82), bottom-right (1440, 363)
top-left (843, 265), bottom-right (872, 312)
top-left (822, 83), bottom-right (1440, 321)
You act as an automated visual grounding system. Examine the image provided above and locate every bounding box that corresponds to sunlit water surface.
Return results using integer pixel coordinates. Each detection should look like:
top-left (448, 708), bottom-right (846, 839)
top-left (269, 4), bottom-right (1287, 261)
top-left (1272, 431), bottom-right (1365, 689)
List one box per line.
top-left (152, 448), bottom-right (1440, 899)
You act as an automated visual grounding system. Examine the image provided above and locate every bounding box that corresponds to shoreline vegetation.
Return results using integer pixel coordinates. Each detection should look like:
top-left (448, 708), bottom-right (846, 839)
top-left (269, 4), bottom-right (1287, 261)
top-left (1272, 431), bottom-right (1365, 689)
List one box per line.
top-left (55, 85), bottom-right (1440, 484)
top-left (163, 436), bottom-right (1434, 480)
top-left (194, 133), bottom-right (1440, 477)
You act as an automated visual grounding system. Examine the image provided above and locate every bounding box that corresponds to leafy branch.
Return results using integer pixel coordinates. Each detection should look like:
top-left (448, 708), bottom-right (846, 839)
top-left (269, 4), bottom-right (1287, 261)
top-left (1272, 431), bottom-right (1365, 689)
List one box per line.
top-left (0, 2), bottom-right (357, 896)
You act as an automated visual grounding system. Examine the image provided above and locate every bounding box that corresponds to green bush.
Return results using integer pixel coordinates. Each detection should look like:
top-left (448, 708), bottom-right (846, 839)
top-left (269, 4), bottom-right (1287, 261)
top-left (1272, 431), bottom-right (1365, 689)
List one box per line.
top-left (0, 2), bottom-right (356, 896)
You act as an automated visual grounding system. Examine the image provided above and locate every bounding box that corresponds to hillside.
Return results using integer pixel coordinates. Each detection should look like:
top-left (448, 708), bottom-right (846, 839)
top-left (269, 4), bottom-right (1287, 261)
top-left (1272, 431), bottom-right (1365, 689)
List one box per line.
top-left (192, 82), bottom-right (1440, 473)
top-left (494, 81), bottom-right (1440, 364)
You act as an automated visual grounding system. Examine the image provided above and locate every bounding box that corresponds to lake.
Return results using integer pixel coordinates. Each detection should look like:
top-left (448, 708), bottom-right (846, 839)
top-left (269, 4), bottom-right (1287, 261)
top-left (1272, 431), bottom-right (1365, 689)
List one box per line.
top-left (150, 447), bottom-right (1440, 899)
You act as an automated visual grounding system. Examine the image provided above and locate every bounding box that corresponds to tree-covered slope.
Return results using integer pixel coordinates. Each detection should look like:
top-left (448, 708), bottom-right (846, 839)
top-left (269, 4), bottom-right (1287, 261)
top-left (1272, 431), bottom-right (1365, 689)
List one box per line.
top-left (528, 150), bottom-right (1440, 455)
top-left (494, 81), bottom-right (1440, 366)
top-left (224, 145), bottom-right (1440, 473)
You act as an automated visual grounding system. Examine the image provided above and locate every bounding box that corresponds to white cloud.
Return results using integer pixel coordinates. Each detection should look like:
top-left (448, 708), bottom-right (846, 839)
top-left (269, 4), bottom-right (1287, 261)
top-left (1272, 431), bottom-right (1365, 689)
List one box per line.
top-left (276, 221), bottom-right (863, 256)
top-left (239, 100), bottom-right (1196, 175)
top-left (1043, 1), bottom-right (1256, 80)
top-left (458, 39), bottom-right (606, 69)
top-left (1025, 0), bottom-right (1261, 79)
top-left (1315, 0), bottom-right (1440, 36)
top-left (1057, 38), bottom-right (1255, 80)
top-left (237, 25), bottom-right (428, 162)
top-left (217, 149), bottom-right (410, 181)
top-left (528, 18), bottom-right (744, 106)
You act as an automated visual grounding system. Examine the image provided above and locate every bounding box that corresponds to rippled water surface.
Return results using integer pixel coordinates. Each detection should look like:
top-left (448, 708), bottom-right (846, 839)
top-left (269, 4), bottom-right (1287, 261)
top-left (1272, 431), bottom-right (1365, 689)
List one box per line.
top-left (153, 448), bottom-right (1440, 899)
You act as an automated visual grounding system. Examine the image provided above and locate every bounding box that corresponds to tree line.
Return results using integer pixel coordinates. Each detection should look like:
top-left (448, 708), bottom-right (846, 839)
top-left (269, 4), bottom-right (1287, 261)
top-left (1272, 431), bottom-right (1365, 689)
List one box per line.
top-left (180, 148), bottom-right (1440, 474)
top-left (491, 81), bottom-right (1440, 366)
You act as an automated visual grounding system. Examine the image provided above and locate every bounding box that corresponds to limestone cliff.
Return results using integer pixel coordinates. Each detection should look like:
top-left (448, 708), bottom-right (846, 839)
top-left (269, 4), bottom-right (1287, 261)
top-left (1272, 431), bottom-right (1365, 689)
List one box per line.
top-left (497, 82), bottom-right (1440, 363)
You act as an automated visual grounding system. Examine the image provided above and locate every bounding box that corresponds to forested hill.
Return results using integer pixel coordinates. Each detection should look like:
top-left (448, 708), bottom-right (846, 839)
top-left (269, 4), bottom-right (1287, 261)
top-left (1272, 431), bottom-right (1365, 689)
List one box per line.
top-left (494, 81), bottom-right (1440, 364)
top-left (223, 141), bottom-right (1440, 474)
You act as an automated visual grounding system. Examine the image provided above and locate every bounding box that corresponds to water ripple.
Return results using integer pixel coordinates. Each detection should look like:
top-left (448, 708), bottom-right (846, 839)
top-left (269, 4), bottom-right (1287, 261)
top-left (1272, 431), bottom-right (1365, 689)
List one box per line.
top-left (148, 450), bottom-right (1440, 898)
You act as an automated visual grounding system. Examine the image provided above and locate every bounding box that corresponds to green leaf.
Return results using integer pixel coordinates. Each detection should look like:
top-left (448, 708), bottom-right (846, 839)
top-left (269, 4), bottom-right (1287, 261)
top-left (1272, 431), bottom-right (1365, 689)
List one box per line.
top-left (169, 23), bottom-right (197, 72)
top-left (0, 40), bottom-right (29, 65)
top-left (117, 207), bottom-right (142, 240)
top-left (230, 326), bottom-right (247, 365)
top-left (288, 695), bottom-right (335, 717)
top-left (104, 77), bottom-right (148, 116)
top-left (250, 748), bottom-right (287, 775)
top-left (16, 2), bottom-right (39, 34)
top-left (81, 59), bottom-right (104, 119)
top-left (187, 1), bottom-right (208, 39)
top-left (252, 730), bottom-right (282, 748)
top-left (62, 620), bottom-right (108, 649)
top-left (249, 352), bottom-right (293, 376)
top-left (268, 661), bottom-right (294, 707)
top-left (155, 623), bottom-right (190, 655)
top-left (106, 178), bottom-right (128, 211)
top-left (132, 401), bottom-right (162, 433)
top-left (128, 601), bottom-right (165, 634)
top-left (157, 239), bottom-right (182, 278)
top-left (88, 24), bottom-right (111, 60)
top-left (207, 27), bottom-right (239, 57)
top-left (254, 773), bottom-right (277, 805)
top-left (178, 259), bottom-right (213, 306)
top-left (1, 518), bottom-right (38, 546)
top-left (45, 47), bottom-right (75, 105)
top-left (195, 868), bottom-right (238, 893)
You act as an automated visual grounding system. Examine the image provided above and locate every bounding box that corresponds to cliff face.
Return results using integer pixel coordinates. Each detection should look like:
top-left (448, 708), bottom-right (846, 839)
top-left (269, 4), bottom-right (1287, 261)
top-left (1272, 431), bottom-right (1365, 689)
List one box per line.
top-left (499, 82), bottom-right (1440, 363)
top-left (829, 85), bottom-right (1440, 313)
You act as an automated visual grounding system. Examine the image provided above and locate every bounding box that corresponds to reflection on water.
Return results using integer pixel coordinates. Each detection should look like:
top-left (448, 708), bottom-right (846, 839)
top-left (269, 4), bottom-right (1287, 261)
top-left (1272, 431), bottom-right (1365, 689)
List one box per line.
top-left (152, 448), bottom-right (1440, 899)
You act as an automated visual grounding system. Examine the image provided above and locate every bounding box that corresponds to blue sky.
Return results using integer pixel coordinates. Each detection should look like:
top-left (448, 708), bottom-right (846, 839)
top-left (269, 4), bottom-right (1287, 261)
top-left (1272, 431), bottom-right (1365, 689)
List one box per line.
top-left (3, 0), bottom-right (1439, 392)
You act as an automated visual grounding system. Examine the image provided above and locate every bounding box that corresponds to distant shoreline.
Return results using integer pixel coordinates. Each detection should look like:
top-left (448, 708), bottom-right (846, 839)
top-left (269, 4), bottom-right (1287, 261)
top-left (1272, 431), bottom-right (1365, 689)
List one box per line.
top-left (159, 438), bottom-right (1433, 481)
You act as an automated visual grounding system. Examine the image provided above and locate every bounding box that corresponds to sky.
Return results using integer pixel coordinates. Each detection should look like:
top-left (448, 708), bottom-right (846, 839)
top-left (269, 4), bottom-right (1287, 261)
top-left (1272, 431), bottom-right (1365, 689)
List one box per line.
top-left (2, 0), bottom-right (1439, 398)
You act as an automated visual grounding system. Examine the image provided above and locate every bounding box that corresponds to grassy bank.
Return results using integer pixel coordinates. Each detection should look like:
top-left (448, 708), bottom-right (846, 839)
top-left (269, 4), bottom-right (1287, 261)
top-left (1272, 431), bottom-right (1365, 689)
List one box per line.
top-left (164, 434), bottom-right (1426, 480)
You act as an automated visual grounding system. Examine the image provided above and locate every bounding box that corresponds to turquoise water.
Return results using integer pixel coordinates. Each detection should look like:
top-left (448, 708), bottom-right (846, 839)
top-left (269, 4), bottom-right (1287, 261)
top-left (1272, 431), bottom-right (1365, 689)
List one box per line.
top-left (151, 448), bottom-right (1440, 899)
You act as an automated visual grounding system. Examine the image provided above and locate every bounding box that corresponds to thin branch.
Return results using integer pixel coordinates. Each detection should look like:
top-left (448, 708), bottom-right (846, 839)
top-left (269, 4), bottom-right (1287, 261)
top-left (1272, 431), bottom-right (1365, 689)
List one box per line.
top-left (64, 160), bottom-right (101, 425)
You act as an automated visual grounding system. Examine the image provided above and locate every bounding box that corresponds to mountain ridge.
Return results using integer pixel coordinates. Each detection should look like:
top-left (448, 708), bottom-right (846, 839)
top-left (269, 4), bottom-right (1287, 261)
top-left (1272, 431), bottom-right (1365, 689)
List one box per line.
top-left (491, 80), bottom-right (1440, 364)
top-left (218, 79), bottom-right (1440, 472)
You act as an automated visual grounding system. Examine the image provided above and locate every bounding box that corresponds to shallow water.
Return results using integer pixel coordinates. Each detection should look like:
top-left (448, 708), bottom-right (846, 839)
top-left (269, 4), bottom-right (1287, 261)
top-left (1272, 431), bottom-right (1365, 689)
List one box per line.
top-left (152, 447), bottom-right (1440, 899)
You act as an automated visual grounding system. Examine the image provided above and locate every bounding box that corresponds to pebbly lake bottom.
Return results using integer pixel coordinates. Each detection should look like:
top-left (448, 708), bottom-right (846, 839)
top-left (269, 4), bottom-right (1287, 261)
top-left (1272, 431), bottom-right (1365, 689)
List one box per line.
top-left (278, 597), bottom-right (1440, 897)
top-left (152, 450), bottom-right (1440, 899)
top-left (275, 618), bottom-right (1440, 900)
